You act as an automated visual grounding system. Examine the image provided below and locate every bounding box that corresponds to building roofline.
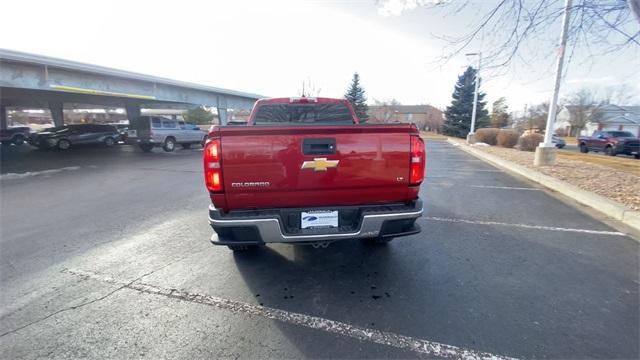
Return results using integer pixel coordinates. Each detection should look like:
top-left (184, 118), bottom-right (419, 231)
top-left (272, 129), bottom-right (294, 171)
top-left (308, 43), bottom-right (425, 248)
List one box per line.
top-left (0, 48), bottom-right (263, 100)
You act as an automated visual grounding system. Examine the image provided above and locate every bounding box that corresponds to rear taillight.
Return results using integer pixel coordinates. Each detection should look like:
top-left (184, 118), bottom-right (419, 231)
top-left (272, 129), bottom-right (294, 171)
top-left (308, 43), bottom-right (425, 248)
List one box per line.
top-left (409, 135), bottom-right (425, 185)
top-left (204, 139), bottom-right (223, 192)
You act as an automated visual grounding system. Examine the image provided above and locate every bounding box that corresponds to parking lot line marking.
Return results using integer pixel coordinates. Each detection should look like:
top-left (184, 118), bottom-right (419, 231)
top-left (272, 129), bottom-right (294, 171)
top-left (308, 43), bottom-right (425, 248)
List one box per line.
top-left (468, 185), bottom-right (540, 191)
top-left (438, 169), bottom-right (503, 172)
top-left (426, 184), bottom-right (540, 191)
top-left (423, 216), bottom-right (627, 236)
top-left (63, 268), bottom-right (517, 360)
top-left (430, 159), bottom-right (483, 162)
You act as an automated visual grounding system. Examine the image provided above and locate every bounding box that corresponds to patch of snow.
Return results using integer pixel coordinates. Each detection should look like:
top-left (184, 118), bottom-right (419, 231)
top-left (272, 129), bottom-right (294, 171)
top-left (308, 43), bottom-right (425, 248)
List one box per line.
top-left (1, 166), bottom-right (81, 180)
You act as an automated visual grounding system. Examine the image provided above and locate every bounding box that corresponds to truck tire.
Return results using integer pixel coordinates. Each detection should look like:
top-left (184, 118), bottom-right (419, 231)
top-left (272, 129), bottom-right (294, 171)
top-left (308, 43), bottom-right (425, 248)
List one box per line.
top-left (139, 144), bottom-right (153, 152)
top-left (12, 134), bottom-right (26, 146)
top-left (604, 146), bottom-right (616, 156)
top-left (181, 143), bottom-right (192, 149)
top-left (579, 143), bottom-right (588, 153)
top-left (104, 137), bottom-right (116, 147)
top-left (163, 137), bottom-right (176, 152)
top-left (57, 139), bottom-right (71, 150)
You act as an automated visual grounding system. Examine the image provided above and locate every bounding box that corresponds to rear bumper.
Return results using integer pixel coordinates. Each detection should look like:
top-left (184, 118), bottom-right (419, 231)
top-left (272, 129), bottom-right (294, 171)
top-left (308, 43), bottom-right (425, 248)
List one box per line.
top-left (208, 199), bottom-right (423, 245)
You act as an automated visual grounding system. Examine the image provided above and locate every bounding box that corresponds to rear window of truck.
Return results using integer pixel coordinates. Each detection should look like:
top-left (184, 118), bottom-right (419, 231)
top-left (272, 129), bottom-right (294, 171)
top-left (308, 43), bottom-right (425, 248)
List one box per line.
top-left (253, 104), bottom-right (354, 125)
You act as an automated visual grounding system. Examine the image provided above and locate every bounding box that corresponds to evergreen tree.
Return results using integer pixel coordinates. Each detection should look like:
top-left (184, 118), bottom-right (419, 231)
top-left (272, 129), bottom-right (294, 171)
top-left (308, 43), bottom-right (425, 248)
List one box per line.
top-left (490, 97), bottom-right (511, 128)
top-left (183, 106), bottom-right (214, 125)
top-left (344, 72), bottom-right (369, 122)
top-left (442, 66), bottom-right (489, 137)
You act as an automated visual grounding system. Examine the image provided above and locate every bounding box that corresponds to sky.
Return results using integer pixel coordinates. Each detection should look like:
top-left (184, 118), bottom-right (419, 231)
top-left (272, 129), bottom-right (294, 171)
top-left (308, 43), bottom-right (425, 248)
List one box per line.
top-left (1, 0), bottom-right (639, 113)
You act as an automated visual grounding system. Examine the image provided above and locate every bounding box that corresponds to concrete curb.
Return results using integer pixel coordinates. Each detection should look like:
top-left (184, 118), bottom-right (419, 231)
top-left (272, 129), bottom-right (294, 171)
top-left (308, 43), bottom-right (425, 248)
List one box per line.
top-left (447, 139), bottom-right (640, 232)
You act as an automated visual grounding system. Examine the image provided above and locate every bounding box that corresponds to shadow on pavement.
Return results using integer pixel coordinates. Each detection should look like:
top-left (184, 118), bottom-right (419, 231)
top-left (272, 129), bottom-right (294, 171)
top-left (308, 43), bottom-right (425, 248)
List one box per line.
top-left (0, 144), bottom-right (202, 174)
top-left (231, 241), bottom-right (427, 358)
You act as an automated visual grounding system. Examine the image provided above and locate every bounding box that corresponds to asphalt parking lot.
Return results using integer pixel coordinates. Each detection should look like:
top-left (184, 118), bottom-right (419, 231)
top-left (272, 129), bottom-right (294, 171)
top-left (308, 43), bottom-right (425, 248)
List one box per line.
top-left (1, 141), bottom-right (638, 359)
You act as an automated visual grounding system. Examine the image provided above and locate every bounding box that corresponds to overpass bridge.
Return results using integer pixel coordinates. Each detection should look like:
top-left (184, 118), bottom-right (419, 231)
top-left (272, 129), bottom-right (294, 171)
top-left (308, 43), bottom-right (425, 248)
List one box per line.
top-left (0, 49), bottom-right (262, 129)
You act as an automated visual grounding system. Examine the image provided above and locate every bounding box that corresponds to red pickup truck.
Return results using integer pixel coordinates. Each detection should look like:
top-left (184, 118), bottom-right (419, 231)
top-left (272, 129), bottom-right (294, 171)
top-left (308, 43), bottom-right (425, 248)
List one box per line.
top-left (203, 97), bottom-right (425, 251)
top-left (578, 130), bottom-right (640, 158)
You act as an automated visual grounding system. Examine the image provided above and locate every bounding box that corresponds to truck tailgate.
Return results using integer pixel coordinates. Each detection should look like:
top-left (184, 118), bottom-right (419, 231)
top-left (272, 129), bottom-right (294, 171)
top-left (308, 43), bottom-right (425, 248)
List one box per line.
top-left (217, 124), bottom-right (417, 210)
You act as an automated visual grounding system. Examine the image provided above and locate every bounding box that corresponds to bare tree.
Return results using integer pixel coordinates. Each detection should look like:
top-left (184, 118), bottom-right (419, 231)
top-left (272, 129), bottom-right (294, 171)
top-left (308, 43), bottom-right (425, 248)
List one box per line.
top-left (386, 1), bottom-right (640, 68)
top-left (630, 0), bottom-right (640, 23)
top-left (599, 84), bottom-right (637, 105)
top-left (565, 89), bottom-right (595, 133)
top-left (490, 97), bottom-right (511, 128)
top-left (298, 78), bottom-right (322, 97)
top-left (526, 102), bottom-right (552, 130)
top-left (372, 98), bottom-right (402, 122)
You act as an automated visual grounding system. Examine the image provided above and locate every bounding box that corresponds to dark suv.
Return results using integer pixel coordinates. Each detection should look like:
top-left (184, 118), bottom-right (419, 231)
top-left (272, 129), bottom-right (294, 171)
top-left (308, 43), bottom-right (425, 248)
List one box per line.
top-left (29, 124), bottom-right (121, 150)
top-left (578, 130), bottom-right (640, 158)
top-left (0, 127), bottom-right (31, 146)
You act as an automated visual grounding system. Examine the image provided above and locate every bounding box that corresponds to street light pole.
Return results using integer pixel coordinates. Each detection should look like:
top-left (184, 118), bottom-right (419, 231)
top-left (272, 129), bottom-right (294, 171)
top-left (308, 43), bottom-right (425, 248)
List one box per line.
top-left (535, 0), bottom-right (572, 166)
top-left (466, 52), bottom-right (482, 144)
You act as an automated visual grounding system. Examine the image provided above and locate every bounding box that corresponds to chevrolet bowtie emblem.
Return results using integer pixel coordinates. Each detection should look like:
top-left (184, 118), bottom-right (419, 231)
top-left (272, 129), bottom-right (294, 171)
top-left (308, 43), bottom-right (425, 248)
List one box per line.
top-left (301, 158), bottom-right (339, 171)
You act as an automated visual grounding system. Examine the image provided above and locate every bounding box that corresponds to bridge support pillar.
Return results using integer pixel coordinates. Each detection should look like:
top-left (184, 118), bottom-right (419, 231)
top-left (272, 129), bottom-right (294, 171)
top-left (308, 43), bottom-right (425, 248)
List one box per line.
top-left (124, 101), bottom-right (141, 121)
top-left (217, 107), bottom-right (227, 125)
top-left (49, 102), bottom-right (64, 127)
top-left (0, 105), bottom-right (7, 130)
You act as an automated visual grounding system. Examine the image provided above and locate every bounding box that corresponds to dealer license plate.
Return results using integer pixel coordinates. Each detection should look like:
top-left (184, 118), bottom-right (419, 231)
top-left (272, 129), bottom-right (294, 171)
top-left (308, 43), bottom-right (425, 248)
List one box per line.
top-left (301, 210), bottom-right (338, 229)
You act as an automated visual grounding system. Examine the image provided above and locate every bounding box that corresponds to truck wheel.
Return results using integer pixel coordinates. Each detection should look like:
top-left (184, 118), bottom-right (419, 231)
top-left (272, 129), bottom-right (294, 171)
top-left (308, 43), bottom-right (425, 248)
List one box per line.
top-left (104, 137), bottom-right (116, 147)
top-left (604, 146), bottom-right (616, 156)
top-left (57, 139), bottom-right (71, 150)
top-left (12, 135), bottom-right (26, 146)
top-left (181, 143), bottom-right (192, 149)
top-left (163, 137), bottom-right (176, 152)
top-left (579, 143), bottom-right (588, 153)
top-left (139, 144), bottom-right (153, 152)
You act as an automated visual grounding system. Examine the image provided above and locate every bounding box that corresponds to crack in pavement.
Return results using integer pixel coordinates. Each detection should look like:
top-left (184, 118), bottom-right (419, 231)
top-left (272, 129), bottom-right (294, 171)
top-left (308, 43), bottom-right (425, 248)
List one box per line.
top-left (0, 278), bottom-right (128, 338)
top-left (54, 268), bottom-right (518, 360)
top-left (0, 251), bottom-right (203, 338)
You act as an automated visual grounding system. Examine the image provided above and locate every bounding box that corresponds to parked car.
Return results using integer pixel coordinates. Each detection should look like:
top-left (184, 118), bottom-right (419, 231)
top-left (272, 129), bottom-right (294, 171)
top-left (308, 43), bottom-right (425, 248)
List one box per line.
top-left (204, 97), bottom-right (425, 251)
top-left (110, 123), bottom-right (129, 142)
top-left (126, 116), bottom-right (208, 152)
top-left (552, 134), bottom-right (566, 148)
top-left (29, 124), bottom-right (120, 150)
top-left (578, 130), bottom-right (640, 158)
top-left (0, 126), bottom-right (31, 146)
